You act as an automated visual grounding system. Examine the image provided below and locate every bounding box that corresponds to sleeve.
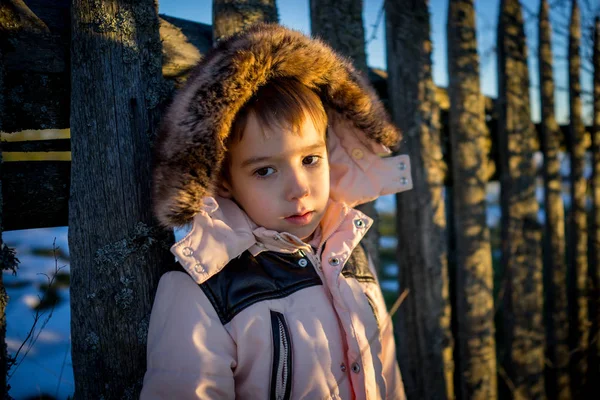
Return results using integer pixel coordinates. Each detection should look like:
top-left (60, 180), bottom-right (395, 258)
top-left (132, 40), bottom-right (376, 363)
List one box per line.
top-left (365, 253), bottom-right (406, 400)
top-left (141, 271), bottom-right (237, 400)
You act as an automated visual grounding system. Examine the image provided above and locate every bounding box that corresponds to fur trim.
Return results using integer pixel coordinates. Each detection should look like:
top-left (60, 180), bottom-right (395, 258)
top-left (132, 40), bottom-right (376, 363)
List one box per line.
top-left (153, 23), bottom-right (400, 228)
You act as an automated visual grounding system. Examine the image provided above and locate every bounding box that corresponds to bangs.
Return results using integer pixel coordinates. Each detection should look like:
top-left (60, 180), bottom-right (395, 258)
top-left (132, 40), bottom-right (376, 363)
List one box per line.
top-left (229, 78), bottom-right (328, 143)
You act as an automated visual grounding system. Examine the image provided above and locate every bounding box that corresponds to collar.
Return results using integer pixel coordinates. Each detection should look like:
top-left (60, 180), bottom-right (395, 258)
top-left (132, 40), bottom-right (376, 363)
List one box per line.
top-left (170, 197), bottom-right (371, 284)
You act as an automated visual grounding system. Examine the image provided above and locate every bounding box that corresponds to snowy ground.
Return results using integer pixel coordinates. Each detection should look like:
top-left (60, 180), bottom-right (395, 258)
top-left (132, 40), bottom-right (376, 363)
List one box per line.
top-left (3, 227), bottom-right (73, 400)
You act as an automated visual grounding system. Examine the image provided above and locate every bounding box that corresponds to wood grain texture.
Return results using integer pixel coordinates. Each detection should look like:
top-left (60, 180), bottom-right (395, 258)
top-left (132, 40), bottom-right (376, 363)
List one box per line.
top-left (538, 1), bottom-right (571, 398)
top-left (68, 1), bottom-right (173, 397)
top-left (309, 0), bottom-right (368, 74)
top-left (2, 161), bottom-right (69, 231)
top-left (309, 0), bottom-right (381, 274)
top-left (567, 2), bottom-right (590, 396)
top-left (496, 0), bottom-right (545, 398)
top-left (212, 0), bottom-right (278, 42)
top-left (590, 15), bottom-right (600, 397)
top-left (385, 1), bottom-right (454, 398)
top-left (447, 1), bottom-right (497, 398)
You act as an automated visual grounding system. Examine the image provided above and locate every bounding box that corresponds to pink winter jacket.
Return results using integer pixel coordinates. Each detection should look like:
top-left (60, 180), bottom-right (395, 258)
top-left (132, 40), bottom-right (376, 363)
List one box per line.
top-left (143, 24), bottom-right (413, 399)
top-left (142, 121), bottom-right (412, 400)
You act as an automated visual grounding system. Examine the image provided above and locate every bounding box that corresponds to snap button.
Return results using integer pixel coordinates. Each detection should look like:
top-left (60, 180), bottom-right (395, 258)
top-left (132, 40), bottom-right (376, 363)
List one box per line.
top-left (351, 148), bottom-right (364, 160)
top-left (298, 258), bottom-right (308, 267)
top-left (182, 247), bottom-right (194, 257)
top-left (400, 177), bottom-right (408, 185)
top-left (194, 263), bottom-right (206, 274)
top-left (399, 162), bottom-right (406, 171)
top-left (329, 257), bottom-right (340, 266)
top-left (354, 219), bottom-right (365, 228)
top-left (351, 362), bottom-right (361, 373)
top-left (340, 363), bottom-right (347, 372)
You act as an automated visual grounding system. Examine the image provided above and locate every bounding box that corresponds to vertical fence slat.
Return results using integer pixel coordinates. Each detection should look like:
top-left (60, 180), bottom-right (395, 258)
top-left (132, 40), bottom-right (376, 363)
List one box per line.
top-left (447, 1), bottom-right (497, 398)
top-left (212, 0), bottom-right (278, 42)
top-left (385, 1), bottom-right (454, 399)
top-left (567, 2), bottom-right (590, 396)
top-left (590, 15), bottom-right (600, 397)
top-left (69, 1), bottom-right (173, 397)
top-left (309, 0), bottom-right (382, 274)
top-left (538, 1), bottom-right (571, 398)
top-left (496, 0), bottom-right (546, 398)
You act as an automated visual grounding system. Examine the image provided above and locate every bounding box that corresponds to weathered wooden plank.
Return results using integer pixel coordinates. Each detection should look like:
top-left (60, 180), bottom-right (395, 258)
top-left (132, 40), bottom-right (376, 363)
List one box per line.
top-left (567, 3), bottom-right (590, 396)
top-left (496, 0), bottom-right (545, 398)
top-left (212, 0), bottom-right (277, 41)
top-left (538, 1), bottom-right (571, 398)
top-left (68, 0), bottom-right (173, 398)
top-left (447, 1), bottom-right (497, 398)
top-left (385, 1), bottom-right (454, 399)
top-left (2, 161), bottom-right (69, 231)
top-left (590, 15), bottom-right (600, 396)
top-left (1, 138), bottom-right (70, 152)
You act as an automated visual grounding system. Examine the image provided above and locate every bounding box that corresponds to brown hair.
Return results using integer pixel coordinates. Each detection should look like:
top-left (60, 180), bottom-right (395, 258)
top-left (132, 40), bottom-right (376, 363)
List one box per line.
top-left (221, 78), bottom-right (328, 180)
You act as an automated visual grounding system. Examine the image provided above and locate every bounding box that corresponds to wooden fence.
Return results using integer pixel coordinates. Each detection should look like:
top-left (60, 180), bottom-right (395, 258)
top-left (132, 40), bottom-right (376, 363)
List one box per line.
top-left (1, 0), bottom-right (599, 399)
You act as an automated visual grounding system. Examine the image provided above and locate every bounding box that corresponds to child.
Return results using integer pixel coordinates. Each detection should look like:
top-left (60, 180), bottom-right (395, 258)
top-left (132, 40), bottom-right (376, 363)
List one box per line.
top-left (142, 24), bottom-right (412, 400)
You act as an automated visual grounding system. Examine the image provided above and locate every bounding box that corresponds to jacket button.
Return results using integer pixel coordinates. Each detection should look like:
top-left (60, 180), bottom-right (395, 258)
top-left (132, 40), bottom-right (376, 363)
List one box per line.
top-left (351, 362), bottom-right (361, 374)
top-left (400, 177), bottom-right (408, 185)
top-left (194, 263), bottom-right (206, 274)
top-left (399, 162), bottom-right (406, 171)
top-left (298, 258), bottom-right (308, 267)
top-left (182, 247), bottom-right (194, 257)
top-left (354, 219), bottom-right (365, 228)
top-left (351, 148), bottom-right (364, 160)
top-left (340, 363), bottom-right (347, 372)
top-left (329, 257), bottom-right (340, 266)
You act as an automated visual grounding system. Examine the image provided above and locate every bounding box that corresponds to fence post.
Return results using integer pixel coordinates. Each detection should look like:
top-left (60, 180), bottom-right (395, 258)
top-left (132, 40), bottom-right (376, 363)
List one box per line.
top-left (538, 1), bottom-right (571, 398)
top-left (447, 0), bottom-right (497, 398)
top-left (309, 0), bottom-right (381, 274)
top-left (212, 0), bottom-right (278, 41)
top-left (567, 2), bottom-right (590, 396)
top-left (589, 15), bottom-right (600, 398)
top-left (496, 0), bottom-right (545, 398)
top-left (385, 1), bottom-right (454, 398)
top-left (69, 1), bottom-right (173, 397)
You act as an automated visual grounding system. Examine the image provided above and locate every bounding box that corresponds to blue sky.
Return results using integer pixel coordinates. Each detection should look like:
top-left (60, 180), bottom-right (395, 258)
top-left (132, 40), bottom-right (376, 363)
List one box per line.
top-left (159, 0), bottom-right (598, 125)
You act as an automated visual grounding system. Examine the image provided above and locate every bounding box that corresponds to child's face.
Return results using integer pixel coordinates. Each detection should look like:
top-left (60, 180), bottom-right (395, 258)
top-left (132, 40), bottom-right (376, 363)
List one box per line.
top-left (219, 112), bottom-right (330, 241)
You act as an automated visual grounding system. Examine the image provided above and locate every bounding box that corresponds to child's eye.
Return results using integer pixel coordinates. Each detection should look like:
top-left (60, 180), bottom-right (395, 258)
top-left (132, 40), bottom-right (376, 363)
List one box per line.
top-left (302, 155), bottom-right (321, 166)
top-left (254, 167), bottom-right (275, 177)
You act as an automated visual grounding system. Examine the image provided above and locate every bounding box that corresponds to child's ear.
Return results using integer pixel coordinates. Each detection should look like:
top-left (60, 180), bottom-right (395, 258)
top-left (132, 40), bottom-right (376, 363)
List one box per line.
top-left (216, 181), bottom-right (233, 199)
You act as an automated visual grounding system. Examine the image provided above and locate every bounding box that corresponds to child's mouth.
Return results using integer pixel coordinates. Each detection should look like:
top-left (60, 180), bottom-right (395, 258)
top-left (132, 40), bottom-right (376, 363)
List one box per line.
top-left (284, 211), bottom-right (314, 225)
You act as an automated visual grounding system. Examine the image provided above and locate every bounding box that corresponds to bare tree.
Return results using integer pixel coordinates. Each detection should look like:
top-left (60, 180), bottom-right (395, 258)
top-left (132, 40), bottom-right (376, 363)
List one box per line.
top-left (567, 2), bottom-right (590, 396)
top-left (69, 1), bottom-right (173, 398)
top-left (212, 0), bottom-right (278, 42)
top-left (385, 1), bottom-right (454, 399)
top-left (496, 0), bottom-right (546, 398)
top-left (446, 1), bottom-right (497, 398)
top-left (539, 1), bottom-right (571, 399)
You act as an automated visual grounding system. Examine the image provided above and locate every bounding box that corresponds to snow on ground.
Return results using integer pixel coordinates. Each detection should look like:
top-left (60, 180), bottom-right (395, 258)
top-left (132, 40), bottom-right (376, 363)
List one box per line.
top-left (3, 228), bottom-right (73, 400)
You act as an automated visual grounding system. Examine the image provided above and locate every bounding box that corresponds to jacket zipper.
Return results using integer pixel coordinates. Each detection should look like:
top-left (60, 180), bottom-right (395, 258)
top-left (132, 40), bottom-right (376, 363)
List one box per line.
top-left (270, 311), bottom-right (293, 400)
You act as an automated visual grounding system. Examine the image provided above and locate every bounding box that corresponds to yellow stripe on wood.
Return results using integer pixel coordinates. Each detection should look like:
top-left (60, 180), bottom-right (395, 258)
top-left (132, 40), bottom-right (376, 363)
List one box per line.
top-left (2, 152), bottom-right (71, 161)
top-left (0, 129), bottom-right (70, 141)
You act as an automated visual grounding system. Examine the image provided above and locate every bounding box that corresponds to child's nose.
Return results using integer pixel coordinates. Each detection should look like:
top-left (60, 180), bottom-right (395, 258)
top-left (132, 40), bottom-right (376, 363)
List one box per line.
top-left (286, 170), bottom-right (310, 201)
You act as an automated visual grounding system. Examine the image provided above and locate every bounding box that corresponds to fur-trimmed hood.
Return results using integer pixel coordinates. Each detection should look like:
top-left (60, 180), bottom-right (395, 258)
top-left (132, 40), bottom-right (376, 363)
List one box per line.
top-left (153, 23), bottom-right (409, 229)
